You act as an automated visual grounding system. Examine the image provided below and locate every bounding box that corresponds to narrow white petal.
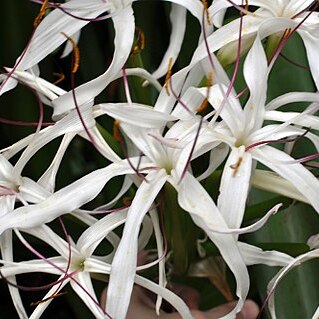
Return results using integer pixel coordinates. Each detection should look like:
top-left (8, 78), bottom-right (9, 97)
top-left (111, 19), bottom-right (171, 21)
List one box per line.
top-left (77, 209), bottom-right (127, 257)
top-left (218, 147), bottom-right (252, 229)
top-left (97, 103), bottom-right (176, 128)
top-left (152, 4), bottom-right (187, 80)
top-left (13, 105), bottom-right (95, 177)
top-left (0, 159), bottom-right (150, 235)
top-left (252, 169), bottom-right (308, 204)
top-left (52, 6), bottom-right (135, 119)
top-left (70, 272), bottom-right (105, 319)
top-left (266, 92), bottom-right (319, 111)
top-left (135, 275), bottom-right (194, 319)
top-left (138, 215), bottom-right (153, 251)
top-left (19, 1), bottom-right (109, 71)
top-left (177, 172), bottom-right (249, 318)
top-left (238, 242), bottom-right (294, 266)
top-left (37, 133), bottom-right (76, 192)
top-left (243, 32), bottom-right (268, 131)
top-left (29, 276), bottom-right (69, 319)
top-left (252, 146), bottom-right (319, 212)
top-left (265, 110), bottom-right (319, 130)
top-left (106, 169), bottom-right (167, 319)
top-left (297, 29), bottom-right (319, 90)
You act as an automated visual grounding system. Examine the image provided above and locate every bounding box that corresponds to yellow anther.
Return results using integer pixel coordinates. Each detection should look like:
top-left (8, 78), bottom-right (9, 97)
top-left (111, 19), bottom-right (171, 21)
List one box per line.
top-left (197, 98), bottom-right (208, 113)
top-left (244, 0), bottom-right (249, 12)
top-left (164, 57), bottom-right (173, 96)
top-left (131, 26), bottom-right (145, 55)
top-left (113, 120), bottom-right (122, 142)
top-left (196, 72), bottom-right (213, 113)
top-left (53, 72), bottom-right (65, 85)
top-left (206, 71), bottom-right (213, 87)
top-left (201, 0), bottom-right (212, 25)
top-left (230, 157), bottom-right (243, 176)
top-left (33, 0), bottom-right (49, 28)
top-left (61, 32), bottom-right (80, 74)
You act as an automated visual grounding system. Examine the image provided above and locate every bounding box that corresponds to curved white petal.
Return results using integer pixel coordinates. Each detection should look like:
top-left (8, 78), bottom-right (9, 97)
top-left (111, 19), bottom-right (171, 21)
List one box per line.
top-left (20, 1), bottom-right (109, 72)
top-left (296, 29), bottom-right (319, 90)
top-left (29, 275), bottom-right (69, 319)
top-left (243, 32), bottom-right (268, 132)
top-left (251, 145), bottom-right (319, 213)
top-left (266, 92), bottom-right (319, 110)
top-left (37, 133), bottom-right (76, 192)
top-left (265, 110), bottom-right (319, 130)
top-left (12, 105), bottom-right (95, 177)
top-left (177, 172), bottom-right (249, 319)
top-left (77, 209), bottom-right (127, 257)
top-left (96, 103), bottom-right (176, 128)
top-left (52, 6), bottom-right (135, 119)
top-left (267, 249), bottom-right (319, 319)
top-left (152, 4), bottom-right (187, 80)
top-left (0, 159), bottom-right (151, 235)
top-left (238, 242), bottom-right (295, 266)
top-left (70, 272), bottom-right (105, 319)
top-left (252, 169), bottom-right (308, 204)
top-left (106, 169), bottom-right (167, 319)
top-left (135, 275), bottom-right (194, 319)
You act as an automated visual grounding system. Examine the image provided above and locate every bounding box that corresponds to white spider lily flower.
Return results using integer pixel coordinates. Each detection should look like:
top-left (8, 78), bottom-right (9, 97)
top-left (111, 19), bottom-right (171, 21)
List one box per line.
top-left (0, 204), bottom-right (194, 318)
top-left (0, 0), bottom-right (203, 110)
top-left (207, 0), bottom-right (319, 87)
top-left (188, 32), bottom-right (319, 233)
top-left (96, 102), bottom-right (287, 318)
top-left (0, 154), bottom-right (52, 319)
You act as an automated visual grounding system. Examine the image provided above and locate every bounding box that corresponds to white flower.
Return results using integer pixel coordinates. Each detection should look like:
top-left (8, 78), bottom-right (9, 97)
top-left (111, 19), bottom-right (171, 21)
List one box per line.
top-left (204, 37), bottom-right (319, 228)
top-left (0, 0), bottom-right (204, 110)
top-left (207, 0), bottom-right (319, 87)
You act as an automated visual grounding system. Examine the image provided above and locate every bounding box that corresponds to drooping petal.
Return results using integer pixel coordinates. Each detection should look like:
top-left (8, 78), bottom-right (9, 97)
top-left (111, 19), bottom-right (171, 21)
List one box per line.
top-left (106, 169), bottom-right (167, 319)
top-left (177, 172), bottom-right (249, 319)
top-left (52, 6), bottom-right (135, 119)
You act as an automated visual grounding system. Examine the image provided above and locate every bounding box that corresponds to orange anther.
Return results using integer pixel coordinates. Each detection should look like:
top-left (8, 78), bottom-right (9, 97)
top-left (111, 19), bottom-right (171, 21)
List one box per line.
top-left (61, 32), bottom-right (80, 74)
top-left (113, 120), bottom-right (122, 142)
top-left (53, 72), bottom-right (65, 85)
top-left (33, 0), bottom-right (49, 28)
top-left (202, 0), bottom-right (212, 25)
top-left (230, 157), bottom-right (243, 176)
top-left (164, 57), bottom-right (173, 96)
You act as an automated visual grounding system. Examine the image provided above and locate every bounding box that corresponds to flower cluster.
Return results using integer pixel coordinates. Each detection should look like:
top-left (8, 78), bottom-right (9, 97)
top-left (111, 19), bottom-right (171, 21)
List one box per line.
top-left (1, 1), bottom-right (319, 318)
